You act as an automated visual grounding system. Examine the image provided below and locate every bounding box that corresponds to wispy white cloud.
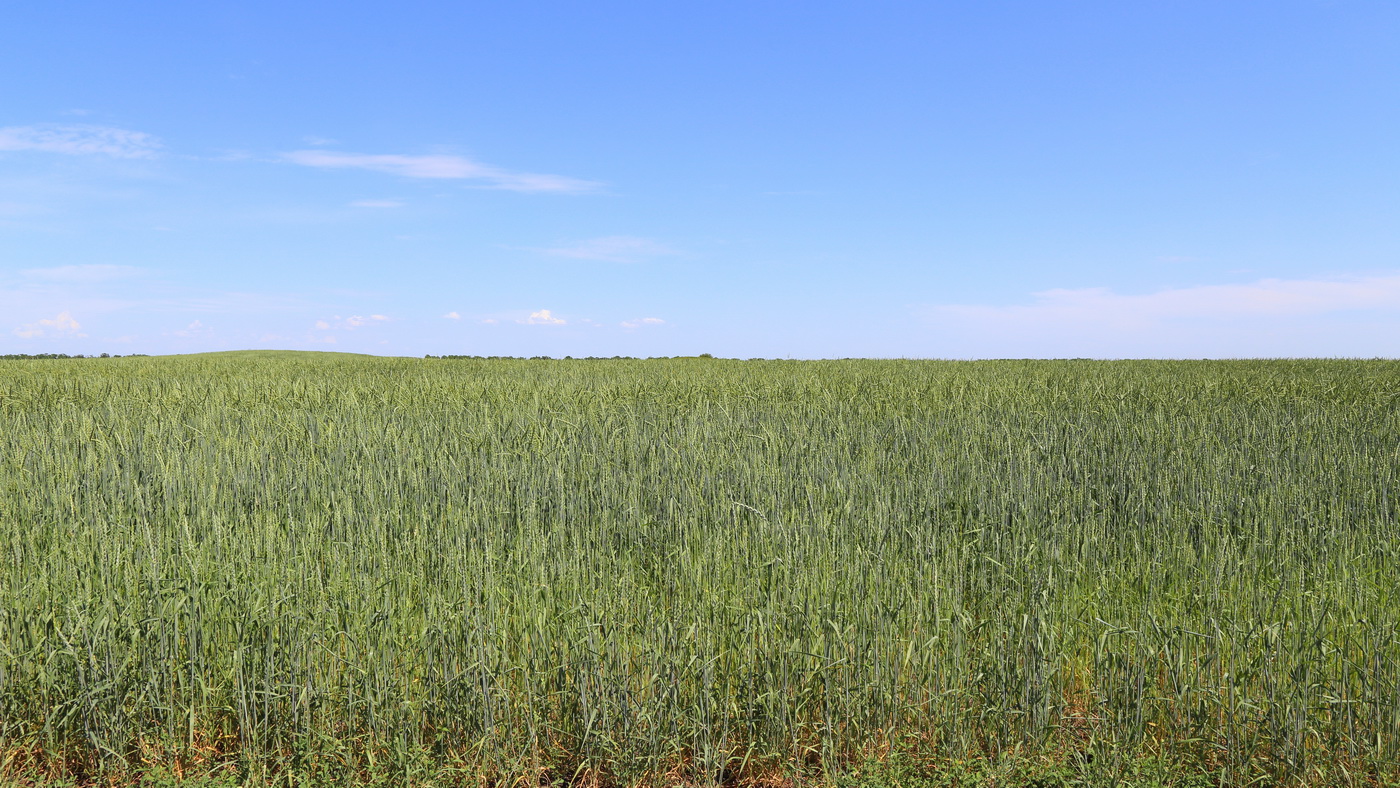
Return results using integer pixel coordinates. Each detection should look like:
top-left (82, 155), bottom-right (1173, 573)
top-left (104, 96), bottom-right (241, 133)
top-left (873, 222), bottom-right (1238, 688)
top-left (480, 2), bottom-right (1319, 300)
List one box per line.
top-left (349, 199), bottom-right (404, 208)
top-left (523, 309), bottom-right (566, 325)
top-left (171, 319), bottom-right (211, 337)
top-left (442, 311), bottom-right (461, 320)
top-left (314, 314), bottom-right (390, 331)
top-left (20, 264), bottom-right (147, 282)
top-left (0, 124), bottom-right (161, 158)
top-left (13, 311), bottom-right (86, 339)
top-left (210, 149), bottom-right (256, 162)
top-left (922, 273), bottom-right (1400, 357)
top-left (282, 150), bottom-right (598, 193)
top-left (536, 236), bottom-right (677, 263)
top-left (621, 317), bottom-right (666, 328)
top-left (145, 290), bottom-right (312, 315)
top-left (0, 201), bottom-right (36, 217)
top-left (936, 274), bottom-right (1400, 324)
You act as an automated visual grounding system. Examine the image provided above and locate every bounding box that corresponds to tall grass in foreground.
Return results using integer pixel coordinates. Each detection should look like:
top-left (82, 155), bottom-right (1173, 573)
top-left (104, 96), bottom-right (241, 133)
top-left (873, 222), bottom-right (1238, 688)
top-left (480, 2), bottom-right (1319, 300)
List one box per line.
top-left (0, 356), bottom-right (1397, 786)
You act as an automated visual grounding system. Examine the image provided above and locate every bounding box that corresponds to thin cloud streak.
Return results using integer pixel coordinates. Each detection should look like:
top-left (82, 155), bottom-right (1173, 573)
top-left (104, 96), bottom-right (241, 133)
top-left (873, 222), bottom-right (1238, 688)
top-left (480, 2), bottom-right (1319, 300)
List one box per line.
top-left (0, 124), bottom-right (161, 158)
top-left (922, 273), bottom-right (1400, 358)
top-left (537, 236), bottom-right (677, 263)
top-left (19, 264), bottom-right (148, 282)
top-left (315, 315), bottom-right (390, 331)
top-left (282, 150), bottom-right (599, 193)
top-left (935, 274), bottom-right (1400, 324)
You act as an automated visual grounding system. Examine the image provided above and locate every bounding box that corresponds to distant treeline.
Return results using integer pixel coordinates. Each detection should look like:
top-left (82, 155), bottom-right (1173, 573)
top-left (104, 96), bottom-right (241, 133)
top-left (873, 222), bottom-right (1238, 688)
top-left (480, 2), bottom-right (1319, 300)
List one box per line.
top-left (427, 353), bottom-right (719, 360)
top-left (0, 353), bottom-right (147, 360)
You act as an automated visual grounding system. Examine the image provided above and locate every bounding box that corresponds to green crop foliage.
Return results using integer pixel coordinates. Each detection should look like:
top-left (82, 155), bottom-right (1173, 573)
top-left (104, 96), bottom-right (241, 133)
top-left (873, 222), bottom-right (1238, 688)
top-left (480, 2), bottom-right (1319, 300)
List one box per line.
top-left (0, 354), bottom-right (1397, 786)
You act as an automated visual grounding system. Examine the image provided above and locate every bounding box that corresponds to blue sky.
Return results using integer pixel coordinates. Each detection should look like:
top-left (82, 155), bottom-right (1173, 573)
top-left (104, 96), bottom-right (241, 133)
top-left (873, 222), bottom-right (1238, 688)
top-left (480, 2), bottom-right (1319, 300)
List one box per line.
top-left (3, 1), bottom-right (1398, 358)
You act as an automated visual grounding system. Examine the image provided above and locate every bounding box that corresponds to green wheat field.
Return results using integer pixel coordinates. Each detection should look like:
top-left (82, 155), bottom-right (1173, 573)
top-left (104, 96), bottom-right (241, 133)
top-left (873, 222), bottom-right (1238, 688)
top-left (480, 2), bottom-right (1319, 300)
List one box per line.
top-left (1, 352), bottom-right (1397, 787)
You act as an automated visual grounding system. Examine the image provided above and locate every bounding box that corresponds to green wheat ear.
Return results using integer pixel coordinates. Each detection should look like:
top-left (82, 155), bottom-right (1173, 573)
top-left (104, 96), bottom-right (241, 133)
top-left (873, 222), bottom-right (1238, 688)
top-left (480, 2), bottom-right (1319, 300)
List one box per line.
top-left (0, 353), bottom-right (1395, 786)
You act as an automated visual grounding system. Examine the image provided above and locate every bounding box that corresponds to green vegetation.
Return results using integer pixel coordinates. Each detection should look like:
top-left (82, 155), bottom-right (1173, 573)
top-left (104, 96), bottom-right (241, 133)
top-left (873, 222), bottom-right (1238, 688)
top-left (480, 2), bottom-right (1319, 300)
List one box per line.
top-left (0, 355), bottom-right (1397, 787)
top-left (1, 353), bottom-right (146, 360)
